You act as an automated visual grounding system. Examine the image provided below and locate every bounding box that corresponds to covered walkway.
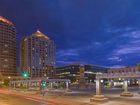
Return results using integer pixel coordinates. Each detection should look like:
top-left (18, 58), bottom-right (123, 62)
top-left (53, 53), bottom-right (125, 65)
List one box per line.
top-left (90, 72), bottom-right (140, 102)
top-left (9, 79), bottom-right (70, 91)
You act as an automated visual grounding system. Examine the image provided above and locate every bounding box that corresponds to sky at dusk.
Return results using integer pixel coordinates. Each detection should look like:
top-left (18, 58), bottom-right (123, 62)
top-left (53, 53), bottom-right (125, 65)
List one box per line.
top-left (0, 0), bottom-right (140, 68)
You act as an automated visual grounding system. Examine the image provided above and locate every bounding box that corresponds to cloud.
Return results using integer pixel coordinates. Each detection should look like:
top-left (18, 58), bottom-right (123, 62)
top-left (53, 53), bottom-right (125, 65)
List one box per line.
top-left (108, 65), bottom-right (126, 68)
top-left (107, 29), bottom-right (140, 56)
top-left (122, 30), bottom-right (140, 39)
top-left (57, 60), bottom-right (74, 64)
top-left (94, 42), bottom-right (101, 45)
top-left (56, 48), bottom-right (82, 66)
top-left (57, 26), bottom-right (140, 67)
top-left (103, 28), bottom-right (140, 67)
top-left (106, 28), bottom-right (123, 33)
top-left (57, 48), bottom-right (80, 58)
top-left (115, 46), bottom-right (140, 55)
top-left (108, 56), bottom-right (122, 62)
top-left (57, 41), bottom-right (102, 58)
top-left (113, 30), bottom-right (140, 56)
top-left (130, 40), bottom-right (140, 44)
top-left (56, 41), bottom-right (103, 65)
top-left (105, 27), bottom-right (133, 33)
top-left (57, 60), bottom-right (86, 65)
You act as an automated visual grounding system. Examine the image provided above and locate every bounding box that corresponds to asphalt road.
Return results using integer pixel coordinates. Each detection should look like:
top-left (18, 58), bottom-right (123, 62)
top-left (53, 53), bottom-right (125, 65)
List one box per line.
top-left (0, 87), bottom-right (140, 105)
top-left (0, 93), bottom-right (49, 105)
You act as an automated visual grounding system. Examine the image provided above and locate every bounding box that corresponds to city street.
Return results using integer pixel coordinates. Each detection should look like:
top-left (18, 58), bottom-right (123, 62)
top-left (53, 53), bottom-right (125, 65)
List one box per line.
top-left (1, 0), bottom-right (140, 105)
top-left (0, 93), bottom-right (49, 105)
top-left (0, 88), bottom-right (140, 105)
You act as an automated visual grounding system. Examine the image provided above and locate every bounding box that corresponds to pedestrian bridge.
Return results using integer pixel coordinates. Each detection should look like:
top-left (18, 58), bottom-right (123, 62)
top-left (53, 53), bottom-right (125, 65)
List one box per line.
top-left (96, 72), bottom-right (140, 79)
top-left (90, 72), bottom-right (140, 102)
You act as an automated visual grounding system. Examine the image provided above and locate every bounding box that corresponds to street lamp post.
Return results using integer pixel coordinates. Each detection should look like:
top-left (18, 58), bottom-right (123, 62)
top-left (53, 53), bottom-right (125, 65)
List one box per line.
top-left (8, 76), bottom-right (11, 88)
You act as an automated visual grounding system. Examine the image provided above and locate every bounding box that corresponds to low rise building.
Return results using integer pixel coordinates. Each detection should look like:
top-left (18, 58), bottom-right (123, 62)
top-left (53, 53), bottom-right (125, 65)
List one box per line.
top-left (55, 64), bottom-right (108, 83)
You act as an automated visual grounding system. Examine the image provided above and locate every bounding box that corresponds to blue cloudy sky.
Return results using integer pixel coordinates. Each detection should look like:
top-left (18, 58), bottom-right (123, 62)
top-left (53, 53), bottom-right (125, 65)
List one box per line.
top-left (0, 0), bottom-right (140, 68)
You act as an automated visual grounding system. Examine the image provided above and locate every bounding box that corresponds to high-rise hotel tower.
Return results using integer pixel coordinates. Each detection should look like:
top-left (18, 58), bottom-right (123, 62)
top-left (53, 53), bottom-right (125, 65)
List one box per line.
top-left (20, 30), bottom-right (55, 78)
top-left (0, 16), bottom-right (17, 76)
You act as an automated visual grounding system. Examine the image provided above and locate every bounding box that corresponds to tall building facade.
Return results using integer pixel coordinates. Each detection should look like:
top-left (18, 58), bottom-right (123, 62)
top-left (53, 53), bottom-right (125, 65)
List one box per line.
top-left (20, 30), bottom-right (55, 78)
top-left (0, 16), bottom-right (17, 76)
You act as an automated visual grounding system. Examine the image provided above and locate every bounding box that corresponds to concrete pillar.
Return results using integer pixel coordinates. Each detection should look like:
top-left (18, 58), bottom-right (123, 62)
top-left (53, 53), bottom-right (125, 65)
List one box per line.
top-left (50, 82), bottom-right (53, 89)
top-left (109, 79), bottom-right (113, 88)
top-left (120, 80), bottom-right (133, 97)
top-left (95, 79), bottom-right (101, 95)
top-left (39, 81), bottom-right (42, 92)
top-left (124, 80), bottom-right (128, 93)
top-left (28, 81), bottom-right (31, 88)
top-left (56, 82), bottom-right (58, 89)
top-left (26, 81), bottom-right (29, 89)
top-left (90, 78), bottom-right (108, 102)
top-left (9, 82), bottom-right (11, 87)
top-left (66, 82), bottom-right (69, 90)
top-left (13, 82), bottom-right (16, 88)
top-left (138, 79), bottom-right (140, 94)
top-left (21, 82), bottom-right (24, 87)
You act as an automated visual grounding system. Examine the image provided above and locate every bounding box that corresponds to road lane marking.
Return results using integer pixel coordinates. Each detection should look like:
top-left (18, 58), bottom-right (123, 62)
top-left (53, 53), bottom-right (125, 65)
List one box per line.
top-left (0, 90), bottom-right (56, 105)
top-left (24, 97), bottom-right (48, 104)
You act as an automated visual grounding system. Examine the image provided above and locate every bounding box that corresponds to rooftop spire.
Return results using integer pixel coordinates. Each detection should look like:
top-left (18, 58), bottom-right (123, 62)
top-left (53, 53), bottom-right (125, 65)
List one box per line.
top-left (33, 30), bottom-right (50, 40)
top-left (37, 29), bottom-right (41, 33)
top-left (0, 16), bottom-right (13, 25)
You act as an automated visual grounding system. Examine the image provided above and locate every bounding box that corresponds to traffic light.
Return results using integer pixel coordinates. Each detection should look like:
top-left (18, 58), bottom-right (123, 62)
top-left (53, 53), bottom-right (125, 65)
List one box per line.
top-left (41, 81), bottom-right (47, 88)
top-left (22, 71), bottom-right (30, 78)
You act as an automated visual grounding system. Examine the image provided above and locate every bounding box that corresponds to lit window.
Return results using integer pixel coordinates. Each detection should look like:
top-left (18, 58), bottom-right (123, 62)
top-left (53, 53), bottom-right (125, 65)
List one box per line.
top-left (3, 65), bottom-right (8, 68)
top-left (3, 50), bottom-right (8, 53)
top-left (4, 59), bottom-right (8, 61)
top-left (4, 44), bottom-right (8, 47)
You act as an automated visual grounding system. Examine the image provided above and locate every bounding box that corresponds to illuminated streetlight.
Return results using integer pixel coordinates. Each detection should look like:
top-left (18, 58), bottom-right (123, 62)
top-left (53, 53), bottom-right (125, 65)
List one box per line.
top-left (101, 80), bottom-right (104, 83)
top-left (8, 76), bottom-right (11, 79)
